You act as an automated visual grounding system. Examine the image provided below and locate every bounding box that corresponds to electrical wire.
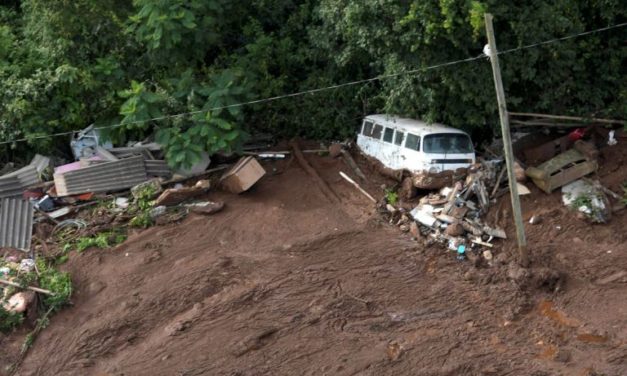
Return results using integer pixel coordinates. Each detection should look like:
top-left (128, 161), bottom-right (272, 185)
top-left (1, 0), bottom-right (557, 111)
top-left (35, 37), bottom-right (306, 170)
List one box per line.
top-left (1, 21), bottom-right (625, 146)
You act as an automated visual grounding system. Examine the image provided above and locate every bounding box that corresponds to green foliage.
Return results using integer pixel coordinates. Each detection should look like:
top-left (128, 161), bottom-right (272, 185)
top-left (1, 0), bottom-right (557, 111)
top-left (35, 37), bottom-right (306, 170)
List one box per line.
top-left (35, 259), bottom-right (72, 312)
top-left (385, 189), bottom-right (399, 205)
top-left (73, 232), bottom-right (126, 253)
top-left (0, 308), bottom-right (24, 333)
top-left (130, 211), bottom-right (153, 228)
top-left (0, 0), bottom-right (625, 164)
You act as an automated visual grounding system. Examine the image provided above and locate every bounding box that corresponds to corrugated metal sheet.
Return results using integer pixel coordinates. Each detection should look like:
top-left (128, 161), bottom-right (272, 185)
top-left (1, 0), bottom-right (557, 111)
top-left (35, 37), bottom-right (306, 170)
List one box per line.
top-left (54, 156), bottom-right (148, 196)
top-left (145, 160), bottom-right (172, 178)
top-left (0, 198), bottom-right (34, 251)
top-left (108, 147), bottom-right (155, 160)
top-left (0, 155), bottom-right (49, 199)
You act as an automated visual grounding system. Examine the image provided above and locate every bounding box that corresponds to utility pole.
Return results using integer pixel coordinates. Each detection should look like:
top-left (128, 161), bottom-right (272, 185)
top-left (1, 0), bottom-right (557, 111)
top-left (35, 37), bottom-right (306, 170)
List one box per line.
top-left (484, 13), bottom-right (528, 266)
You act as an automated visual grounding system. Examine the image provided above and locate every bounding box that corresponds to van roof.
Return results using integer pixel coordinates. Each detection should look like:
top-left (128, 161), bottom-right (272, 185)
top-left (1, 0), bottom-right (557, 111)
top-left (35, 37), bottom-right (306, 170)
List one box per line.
top-left (364, 114), bottom-right (467, 136)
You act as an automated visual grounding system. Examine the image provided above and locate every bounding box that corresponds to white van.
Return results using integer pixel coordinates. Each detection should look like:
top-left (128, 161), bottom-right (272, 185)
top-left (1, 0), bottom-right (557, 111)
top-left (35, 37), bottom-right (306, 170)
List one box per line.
top-left (356, 114), bottom-right (475, 189)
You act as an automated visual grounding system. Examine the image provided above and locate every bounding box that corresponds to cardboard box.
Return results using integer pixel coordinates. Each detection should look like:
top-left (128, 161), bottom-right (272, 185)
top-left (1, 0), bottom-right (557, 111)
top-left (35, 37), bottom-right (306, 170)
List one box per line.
top-left (220, 157), bottom-right (266, 193)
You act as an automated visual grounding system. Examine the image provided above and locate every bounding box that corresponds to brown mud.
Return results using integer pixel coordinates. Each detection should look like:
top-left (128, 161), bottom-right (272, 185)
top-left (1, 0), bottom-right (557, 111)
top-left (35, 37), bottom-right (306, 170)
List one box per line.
top-left (1, 141), bottom-right (626, 376)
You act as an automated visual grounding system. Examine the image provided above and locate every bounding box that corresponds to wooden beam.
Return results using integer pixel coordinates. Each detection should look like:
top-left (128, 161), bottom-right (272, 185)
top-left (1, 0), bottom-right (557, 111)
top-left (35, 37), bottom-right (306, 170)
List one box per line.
top-left (509, 112), bottom-right (626, 125)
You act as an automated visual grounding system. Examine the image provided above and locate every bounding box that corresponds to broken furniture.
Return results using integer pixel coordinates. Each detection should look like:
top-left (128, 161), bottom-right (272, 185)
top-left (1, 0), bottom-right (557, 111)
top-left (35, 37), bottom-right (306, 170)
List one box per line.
top-left (525, 142), bottom-right (598, 193)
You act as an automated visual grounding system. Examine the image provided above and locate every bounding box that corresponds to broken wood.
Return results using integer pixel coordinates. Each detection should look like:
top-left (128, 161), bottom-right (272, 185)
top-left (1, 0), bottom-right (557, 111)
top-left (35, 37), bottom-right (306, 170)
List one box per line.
top-left (491, 167), bottom-right (507, 198)
top-left (290, 140), bottom-right (340, 203)
top-left (0, 279), bottom-right (55, 296)
top-left (471, 238), bottom-right (493, 248)
top-left (339, 171), bottom-right (376, 203)
top-left (340, 150), bottom-right (367, 182)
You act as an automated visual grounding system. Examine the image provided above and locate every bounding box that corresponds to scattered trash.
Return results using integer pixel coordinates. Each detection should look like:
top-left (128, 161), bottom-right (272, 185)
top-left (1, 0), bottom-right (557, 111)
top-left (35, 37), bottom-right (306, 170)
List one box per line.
top-left (220, 156), bottom-right (266, 194)
top-left (115, 197), bottom-right (130, 209)
top-left (516, 182), bottom-right (531, 195)
top-left (607, 130), bottom-right (617, 146)
top-left (562, 179), bottom-right (610, 223)
top-left (185, 201), bottom-right (225, 215)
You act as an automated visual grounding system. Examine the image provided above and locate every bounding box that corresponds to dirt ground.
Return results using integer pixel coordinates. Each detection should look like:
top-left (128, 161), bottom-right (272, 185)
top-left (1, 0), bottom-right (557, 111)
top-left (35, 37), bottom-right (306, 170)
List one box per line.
top-left (1, 142), bottom-right (626, 376)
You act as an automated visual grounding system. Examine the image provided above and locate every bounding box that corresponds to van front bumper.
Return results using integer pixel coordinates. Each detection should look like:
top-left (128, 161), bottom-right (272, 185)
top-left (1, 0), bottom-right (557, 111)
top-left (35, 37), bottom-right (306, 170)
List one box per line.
top-left (412, 168), bottom-right (468, 189)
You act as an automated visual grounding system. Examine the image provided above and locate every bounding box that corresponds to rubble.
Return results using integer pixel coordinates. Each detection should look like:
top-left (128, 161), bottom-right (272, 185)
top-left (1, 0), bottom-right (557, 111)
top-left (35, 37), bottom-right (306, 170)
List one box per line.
top-left (396, 161), bottom-right (507, 260)
top-left (562, 179), bottom-right (611, 223)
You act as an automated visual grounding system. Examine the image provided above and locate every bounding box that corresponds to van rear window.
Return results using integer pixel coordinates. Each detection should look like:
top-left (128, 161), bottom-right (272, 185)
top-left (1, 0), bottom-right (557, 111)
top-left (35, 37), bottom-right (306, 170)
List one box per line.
top-left (405, 133), bottom-right (420, 151)
top-left (383, 128), bottom-right (394, 143)
top-left (394, 131), bottom-right (404, 145)
top-left (372, 124), bottom-right (383, 139)
top-left (423, 133), bottom-right (473, 154)
top-left (362, 121), bottom-right (373, 136)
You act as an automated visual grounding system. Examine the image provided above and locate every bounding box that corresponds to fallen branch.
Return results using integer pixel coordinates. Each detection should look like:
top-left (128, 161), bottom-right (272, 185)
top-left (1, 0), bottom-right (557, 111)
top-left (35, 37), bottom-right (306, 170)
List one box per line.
top-left (0, 279), bottom-right (55, 296)
top-left (339, 171), bottom-right (376, 203)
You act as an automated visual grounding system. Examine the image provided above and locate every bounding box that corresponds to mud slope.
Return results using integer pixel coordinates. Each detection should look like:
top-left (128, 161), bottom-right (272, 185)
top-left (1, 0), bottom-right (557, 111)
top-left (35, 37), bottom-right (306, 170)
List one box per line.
top-left (11, 148), bottom-right (627, 376)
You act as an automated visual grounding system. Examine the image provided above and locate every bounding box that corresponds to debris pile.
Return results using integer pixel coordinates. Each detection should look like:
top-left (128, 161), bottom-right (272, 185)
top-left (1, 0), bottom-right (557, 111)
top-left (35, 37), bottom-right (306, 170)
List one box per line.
top-left (0, 127), bottom-right (267, 333)
top-left (386, 161), bottom-right (507, 262)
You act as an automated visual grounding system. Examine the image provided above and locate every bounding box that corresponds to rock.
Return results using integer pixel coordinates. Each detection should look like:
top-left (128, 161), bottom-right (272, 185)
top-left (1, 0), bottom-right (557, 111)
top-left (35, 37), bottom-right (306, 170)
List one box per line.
top-left (386, 204), bottom-right (397, 213)
top-left (2, 291), bottom-right (35, 313)
top-left (399, 224), bottom-right (409, 233)
top-left (131, 179), bottom-right (162, 200)
top-left (155, 179), bottom-right (210, 206)
top-left (445, 222), bottom-right (464, 236)
top-left (328, 143), bottom-right (343, 158)
top-left (386, 341), bottom-right (404, 361)
top-left (483, 250), bottom-right (493, 261)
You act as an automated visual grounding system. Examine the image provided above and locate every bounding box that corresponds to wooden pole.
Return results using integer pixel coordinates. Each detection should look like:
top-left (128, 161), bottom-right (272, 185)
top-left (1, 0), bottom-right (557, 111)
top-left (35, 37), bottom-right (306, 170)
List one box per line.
top-left (484, 14), bottom-right (528, 266)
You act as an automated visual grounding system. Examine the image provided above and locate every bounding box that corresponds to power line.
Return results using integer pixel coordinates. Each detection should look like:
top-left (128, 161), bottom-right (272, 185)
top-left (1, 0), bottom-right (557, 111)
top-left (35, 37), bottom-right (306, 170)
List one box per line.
top-left (1, 21), bottom-right (625, 146)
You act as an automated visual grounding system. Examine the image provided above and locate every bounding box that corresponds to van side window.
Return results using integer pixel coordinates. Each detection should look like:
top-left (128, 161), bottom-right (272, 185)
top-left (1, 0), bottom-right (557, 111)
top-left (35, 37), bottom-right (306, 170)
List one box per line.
top-left (394, 131), bottom-right (404, 146)
top-left (383, 127), bottom-right (394, 143)
top-left (372, 124), bottom-right (383, 139)
top-left (405, 133), bottom-right (420, 151)
top-left (362, 121), bottom-right (373, 136)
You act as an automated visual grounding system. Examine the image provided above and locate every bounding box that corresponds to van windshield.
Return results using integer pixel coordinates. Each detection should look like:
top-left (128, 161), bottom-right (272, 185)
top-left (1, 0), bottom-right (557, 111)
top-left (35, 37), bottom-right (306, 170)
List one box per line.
top-left (423, 133), bottom-right (473, 154)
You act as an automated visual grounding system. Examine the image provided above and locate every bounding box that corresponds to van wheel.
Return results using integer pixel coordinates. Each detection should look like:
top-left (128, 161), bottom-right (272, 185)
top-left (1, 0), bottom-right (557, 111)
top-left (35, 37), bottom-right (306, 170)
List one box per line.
top-left (400, 177), bottom-right (417, 200)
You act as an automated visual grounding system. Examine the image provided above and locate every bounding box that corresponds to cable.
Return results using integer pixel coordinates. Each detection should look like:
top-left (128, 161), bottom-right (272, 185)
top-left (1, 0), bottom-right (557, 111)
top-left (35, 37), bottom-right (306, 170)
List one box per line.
top-left (1, 21), bottom-right (625, 146)
top-left (498, 22), bottom-right (627, 55)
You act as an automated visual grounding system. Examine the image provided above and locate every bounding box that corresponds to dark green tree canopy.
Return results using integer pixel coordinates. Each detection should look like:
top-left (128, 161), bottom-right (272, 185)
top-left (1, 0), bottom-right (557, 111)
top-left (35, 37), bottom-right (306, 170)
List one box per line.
top-left (0, 0), bottom-right (625, 166)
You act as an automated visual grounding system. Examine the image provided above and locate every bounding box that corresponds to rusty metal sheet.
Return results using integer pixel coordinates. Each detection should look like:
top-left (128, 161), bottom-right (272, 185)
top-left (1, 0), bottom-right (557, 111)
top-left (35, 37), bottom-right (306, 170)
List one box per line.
top-left (54, 156), bottom-right (148, 196)
top-left (0, 155), bottom-right (50, 199)
top-left (0, 198), bottom-right (34, 251)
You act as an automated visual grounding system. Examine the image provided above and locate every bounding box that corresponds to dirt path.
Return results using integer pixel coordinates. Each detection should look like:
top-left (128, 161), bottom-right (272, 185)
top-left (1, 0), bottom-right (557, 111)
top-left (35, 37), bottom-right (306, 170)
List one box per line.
top-left (3, 148), bottom-right (627, 375)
